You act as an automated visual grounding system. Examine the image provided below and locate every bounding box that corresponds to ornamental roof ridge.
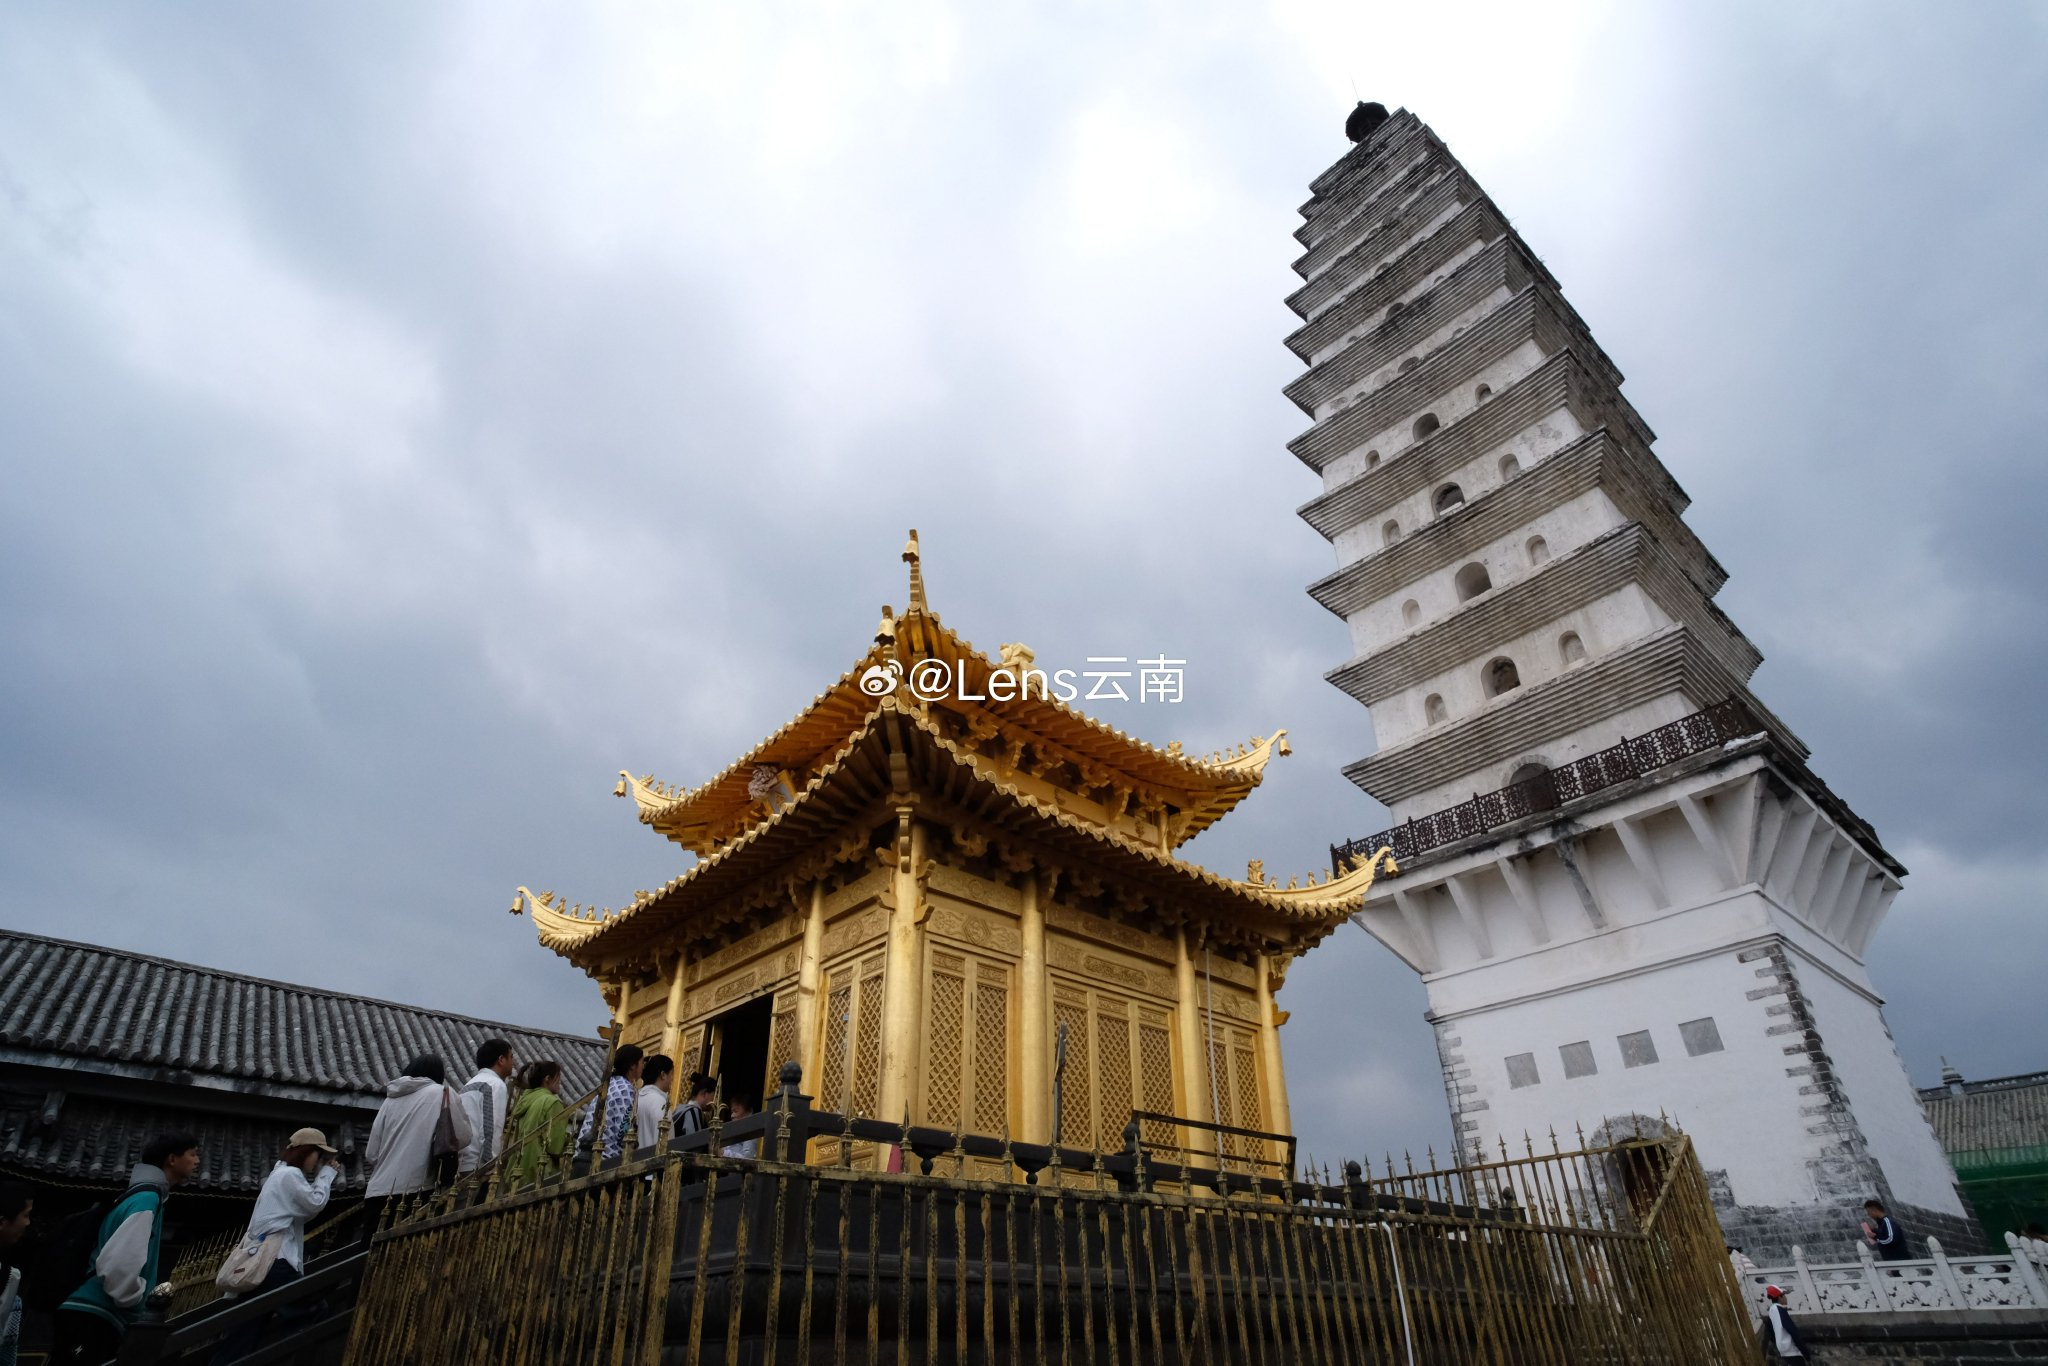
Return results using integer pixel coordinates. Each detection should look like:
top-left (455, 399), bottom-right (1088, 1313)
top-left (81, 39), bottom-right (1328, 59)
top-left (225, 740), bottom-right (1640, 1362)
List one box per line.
top-left (616, 535), bottom-right (1290, 850)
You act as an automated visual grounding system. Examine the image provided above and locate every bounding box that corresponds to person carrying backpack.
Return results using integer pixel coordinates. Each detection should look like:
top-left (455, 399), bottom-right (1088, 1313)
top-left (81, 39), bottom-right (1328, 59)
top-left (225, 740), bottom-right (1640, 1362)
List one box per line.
top-left (52, 1131), bottom-right (201, 1365)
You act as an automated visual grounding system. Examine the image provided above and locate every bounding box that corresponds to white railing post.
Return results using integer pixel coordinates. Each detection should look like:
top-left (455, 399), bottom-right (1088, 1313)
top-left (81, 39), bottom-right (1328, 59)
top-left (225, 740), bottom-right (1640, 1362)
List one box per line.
top-left (1856, 1241), bottom-right (1891, 1311)
top-left (1926, 1236), bottom-right (1966, 1309)
top-left (1791, 1244), bottom-right (1820, 1312)
top-left (2005, 1233), bottom-right (2048, 1309)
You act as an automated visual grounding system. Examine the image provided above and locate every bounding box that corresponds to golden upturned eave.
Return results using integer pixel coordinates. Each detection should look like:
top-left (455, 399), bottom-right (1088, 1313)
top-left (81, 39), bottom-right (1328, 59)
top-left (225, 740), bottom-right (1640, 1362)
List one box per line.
top-left (516, 695), bottom-right (1393, 968)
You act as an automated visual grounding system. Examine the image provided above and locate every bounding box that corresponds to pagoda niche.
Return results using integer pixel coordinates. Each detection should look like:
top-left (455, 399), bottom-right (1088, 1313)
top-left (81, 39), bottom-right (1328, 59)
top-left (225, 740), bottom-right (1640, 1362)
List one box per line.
top-left (515, 533), bottom-right (1394, 1168)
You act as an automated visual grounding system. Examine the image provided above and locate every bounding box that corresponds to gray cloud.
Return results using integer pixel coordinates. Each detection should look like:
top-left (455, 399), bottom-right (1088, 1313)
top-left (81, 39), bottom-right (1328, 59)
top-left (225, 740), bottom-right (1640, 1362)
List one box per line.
top-left (1, 1), bottom-right (2042, 1167)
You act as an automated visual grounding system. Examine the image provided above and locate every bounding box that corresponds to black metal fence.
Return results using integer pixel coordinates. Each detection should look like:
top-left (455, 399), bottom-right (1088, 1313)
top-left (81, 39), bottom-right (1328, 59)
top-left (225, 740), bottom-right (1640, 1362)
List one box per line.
top-left (333, 1071), bottom-right (1756, 1366)
top-left (1331, 699), bottom-right (1763, 874)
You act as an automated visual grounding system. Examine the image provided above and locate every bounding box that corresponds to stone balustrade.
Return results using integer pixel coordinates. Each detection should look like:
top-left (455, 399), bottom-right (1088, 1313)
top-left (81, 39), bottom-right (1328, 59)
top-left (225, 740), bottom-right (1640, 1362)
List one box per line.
top-left (1740, 1233), bottom-right (2048, 1316)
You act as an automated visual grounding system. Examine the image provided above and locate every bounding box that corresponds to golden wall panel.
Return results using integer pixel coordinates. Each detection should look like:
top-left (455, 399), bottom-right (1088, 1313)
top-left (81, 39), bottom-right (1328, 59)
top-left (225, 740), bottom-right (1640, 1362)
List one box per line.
top-left (927, 862), bottom-right (1022, 913)
top-left (821, 868), bottom-right (891, 919)
top-left (627, 977), bottom-right (669, 1019)
top-left (822, 904), bottom-right (886, 961)
top-left (1045, 903), bottom-right (1174, 964)
top-left (925, 895), bottom-right (1021, 958)
top-left (1202, 953), bottom-right (1259, 989)
top-left (1046, 935), bottom-right (1173, 1001)
top-left (686, 914), bottom-right (800, 985)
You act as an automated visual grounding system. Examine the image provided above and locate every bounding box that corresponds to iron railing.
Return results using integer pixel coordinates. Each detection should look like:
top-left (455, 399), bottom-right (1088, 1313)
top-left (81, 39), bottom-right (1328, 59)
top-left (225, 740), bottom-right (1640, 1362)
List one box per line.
top-left (1331, 698), bottom-right (1763, 875)
top-left (332, 1068), bottom-right (1756, 1366)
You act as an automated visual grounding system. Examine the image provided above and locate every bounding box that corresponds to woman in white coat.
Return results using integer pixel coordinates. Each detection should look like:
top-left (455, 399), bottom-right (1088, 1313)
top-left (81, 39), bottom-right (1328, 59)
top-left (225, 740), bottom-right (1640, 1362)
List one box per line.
top-left (361, 1055), bottom-right (470, 1244)
top-left (209, 1129), bottom-right (341, 1363)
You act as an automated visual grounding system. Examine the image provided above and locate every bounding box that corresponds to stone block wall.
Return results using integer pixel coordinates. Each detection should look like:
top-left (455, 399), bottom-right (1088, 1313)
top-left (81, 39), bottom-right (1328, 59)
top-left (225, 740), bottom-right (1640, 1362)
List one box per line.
top-left (1799, 1308), bottom-right (2048, 1364)
top-left (1712, 1176), bottom-right (1987, 1264)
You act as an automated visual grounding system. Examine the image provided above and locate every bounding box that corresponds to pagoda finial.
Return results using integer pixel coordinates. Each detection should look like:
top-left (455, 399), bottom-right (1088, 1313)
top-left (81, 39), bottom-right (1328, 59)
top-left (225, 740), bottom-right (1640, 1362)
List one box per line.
top-left (903, 529), bottom-right (928, 615)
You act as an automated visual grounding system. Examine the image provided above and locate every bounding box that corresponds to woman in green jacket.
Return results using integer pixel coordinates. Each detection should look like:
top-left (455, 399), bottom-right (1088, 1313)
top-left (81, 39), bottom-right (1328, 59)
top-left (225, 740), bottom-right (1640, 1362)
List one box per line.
top-left (500, 1061), bottom-right (569, 1191)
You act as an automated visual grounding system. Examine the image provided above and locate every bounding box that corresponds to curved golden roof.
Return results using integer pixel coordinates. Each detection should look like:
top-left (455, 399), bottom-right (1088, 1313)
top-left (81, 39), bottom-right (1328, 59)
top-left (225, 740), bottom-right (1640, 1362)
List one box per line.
top-left (523, 695), bottom-right (1393, 970)
top-left (613, 541), bottom-right (1292, 855)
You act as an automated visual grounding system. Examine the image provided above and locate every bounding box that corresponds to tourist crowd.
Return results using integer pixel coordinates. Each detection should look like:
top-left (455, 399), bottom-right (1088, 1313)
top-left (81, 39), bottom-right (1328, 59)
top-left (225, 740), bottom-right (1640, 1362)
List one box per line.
top-left (3, 1036), bottom-right (759, 1365)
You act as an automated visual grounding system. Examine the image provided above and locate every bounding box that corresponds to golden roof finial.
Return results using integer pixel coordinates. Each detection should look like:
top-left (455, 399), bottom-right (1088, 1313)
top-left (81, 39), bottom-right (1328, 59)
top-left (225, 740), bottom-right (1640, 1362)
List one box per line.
top-left (903, 529), bottom-right (928, 615)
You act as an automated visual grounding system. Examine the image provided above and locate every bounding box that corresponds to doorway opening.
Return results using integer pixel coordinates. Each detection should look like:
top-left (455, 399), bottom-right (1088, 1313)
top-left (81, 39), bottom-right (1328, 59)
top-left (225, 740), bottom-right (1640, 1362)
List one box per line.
top-left (700, 994), bottom-right (774, 1111)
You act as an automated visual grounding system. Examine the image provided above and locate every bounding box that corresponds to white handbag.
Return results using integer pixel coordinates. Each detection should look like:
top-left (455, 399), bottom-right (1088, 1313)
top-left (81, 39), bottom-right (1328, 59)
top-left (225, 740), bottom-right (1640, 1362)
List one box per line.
top-left (214, 1228), bottom-right (284, 1294)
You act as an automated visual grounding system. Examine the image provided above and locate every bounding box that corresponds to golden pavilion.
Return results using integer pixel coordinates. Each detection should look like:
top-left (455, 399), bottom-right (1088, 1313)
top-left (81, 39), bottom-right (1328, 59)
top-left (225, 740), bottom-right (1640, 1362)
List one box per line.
top-left (514, 533), bottom-right (1393, 1162)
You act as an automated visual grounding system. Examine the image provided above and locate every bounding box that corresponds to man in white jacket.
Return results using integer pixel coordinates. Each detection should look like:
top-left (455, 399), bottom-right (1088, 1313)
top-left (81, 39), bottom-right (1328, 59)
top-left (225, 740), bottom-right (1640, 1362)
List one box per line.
top-left (457, 1038), bottom-right (516, 1183)
top-left (363, 1056), bottom-right (471, 1243)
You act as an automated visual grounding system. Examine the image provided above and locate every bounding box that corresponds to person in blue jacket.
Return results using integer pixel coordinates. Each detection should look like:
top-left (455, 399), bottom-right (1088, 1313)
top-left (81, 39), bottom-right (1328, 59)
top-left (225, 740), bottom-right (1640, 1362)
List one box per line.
top-left (52, 1132), bottom-right (201, 1364)
top-left (1863, 1197), bottom-right (1910, 1261)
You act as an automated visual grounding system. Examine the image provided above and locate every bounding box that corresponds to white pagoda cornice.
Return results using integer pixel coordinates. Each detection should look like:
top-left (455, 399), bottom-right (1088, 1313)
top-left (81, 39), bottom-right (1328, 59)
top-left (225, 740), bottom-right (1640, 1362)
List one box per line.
top-left (1292, 159), bottom-right (1475, 288)
top-left (1308, 429), bottom-right (1727, 619)
top-left (1289, 192), bottom-right (1505, 325)
top-left (1325, 523), bottom-right (1763, 706)
top-left (1288, 287), bottom-right (1619, 473)
top-left (1339, 624), bottom-right (1806, 805)
top-left (1287, 226), bottom-right (1534, 411)
top-left (1297, 349), bottom-right (1663, 541)
top-left (1293, 137), bottom-right (1453, 262)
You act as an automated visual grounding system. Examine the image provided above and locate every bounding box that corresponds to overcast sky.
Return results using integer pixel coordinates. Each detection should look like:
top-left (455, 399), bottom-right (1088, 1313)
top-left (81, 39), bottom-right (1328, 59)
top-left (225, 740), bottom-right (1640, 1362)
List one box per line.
top-left (4, 1), bottom-right (2044, 1169)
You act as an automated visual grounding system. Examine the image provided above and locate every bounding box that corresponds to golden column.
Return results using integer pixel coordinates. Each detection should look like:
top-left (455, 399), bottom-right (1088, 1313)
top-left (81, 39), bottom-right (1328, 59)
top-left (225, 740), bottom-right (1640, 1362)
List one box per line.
top-left (877, 808), bottom-right (927, 1124)
top-left (795, 881), bottom-right (826, 1086)
top-left (1018, 870), bottom-right (1049, 1143)
top-left (1255, 951), bottom-right (1292, 1143)
top-left (1173, 926), bottom-right (1219, 1162)
top-left (659, 954), bottom-right (688, 1098)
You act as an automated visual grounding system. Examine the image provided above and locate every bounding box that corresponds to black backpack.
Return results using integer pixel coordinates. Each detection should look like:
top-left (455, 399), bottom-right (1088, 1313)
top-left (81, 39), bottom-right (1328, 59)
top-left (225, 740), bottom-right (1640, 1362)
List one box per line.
top-left (21, 1183), bottom-right (160, 1314)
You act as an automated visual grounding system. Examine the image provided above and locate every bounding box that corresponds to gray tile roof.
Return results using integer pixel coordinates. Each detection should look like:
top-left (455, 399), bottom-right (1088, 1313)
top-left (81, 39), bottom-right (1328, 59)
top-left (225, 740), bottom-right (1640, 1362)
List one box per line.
top-left (0, 927), bottom-right (607, 1103)
top-left (1920, 1071), bottom-right (2048, 1157)
top-left (0, 1091), bottom-right (311, 1195)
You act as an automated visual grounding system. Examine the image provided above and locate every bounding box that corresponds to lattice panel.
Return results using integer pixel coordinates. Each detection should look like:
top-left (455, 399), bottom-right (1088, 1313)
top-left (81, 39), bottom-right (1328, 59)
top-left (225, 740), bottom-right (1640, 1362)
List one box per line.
top-left (1054, 997), bottom-right (1091, 1146)
top-left (927, 962), bottom-right (966, 1127)
top-left (972, 975), bottom-right (1008, 1135)
top-left (1137, 1020), bottom-right (1175, 1147)
top-left (1232, 1040), bottom-right (1263, 1165)
top-left (1095, 1004), bottom-right (1134, 1152)
top-left (852, 959), bottom-right (885, 1118)
top-left (765, 1002), bottom-right (798, 1103)
top-left (819, 983), bottom-right (853, 1112)
top-left (1208, 1037), bottom-right (1234, 1130)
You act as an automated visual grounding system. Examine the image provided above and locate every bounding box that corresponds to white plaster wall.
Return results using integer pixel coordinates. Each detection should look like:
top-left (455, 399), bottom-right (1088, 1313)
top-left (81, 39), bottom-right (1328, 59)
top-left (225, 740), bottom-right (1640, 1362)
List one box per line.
top-left (1367, 582), bottom-right (1660, 747)
top-left (1301, 146), bottom-right (1435, 277)
top-left (1343, 486), bottom-right (1627, 653)
top-left (1327, 406), bottom-right (1587, 565)
top-left (1793, 961), bottom-right (1967, 1215)
top-left (1310, 224), bottom-right (1492, 337)
top-left (1303, 195), bottom-right (1470, 312)
top-left (1325, 340), bottom-right (1550, 491)
top-left (1440, 940), bottom-right (1831, 1207)
top-left (1316, 286), bottom-right (1512, 418)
